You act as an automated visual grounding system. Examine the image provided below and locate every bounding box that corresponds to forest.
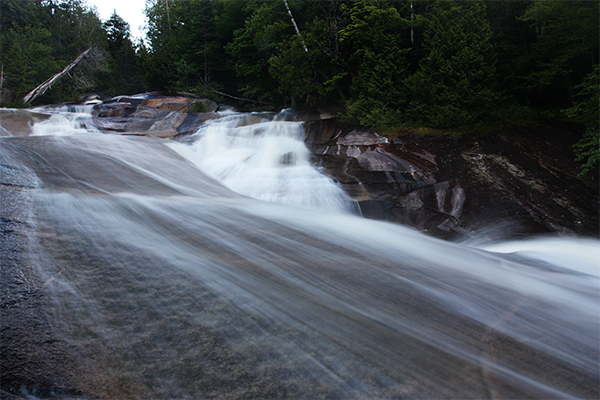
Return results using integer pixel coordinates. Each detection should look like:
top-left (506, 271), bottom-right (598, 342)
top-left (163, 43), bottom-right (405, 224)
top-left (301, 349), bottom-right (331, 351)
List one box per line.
top-left (0, 0), bottom-right (598, 174)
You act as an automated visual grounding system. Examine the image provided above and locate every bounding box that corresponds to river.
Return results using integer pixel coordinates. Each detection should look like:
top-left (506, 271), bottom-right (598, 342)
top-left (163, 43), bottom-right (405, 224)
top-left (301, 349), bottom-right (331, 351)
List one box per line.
top-left (1, 107), bottom-right (598, 399)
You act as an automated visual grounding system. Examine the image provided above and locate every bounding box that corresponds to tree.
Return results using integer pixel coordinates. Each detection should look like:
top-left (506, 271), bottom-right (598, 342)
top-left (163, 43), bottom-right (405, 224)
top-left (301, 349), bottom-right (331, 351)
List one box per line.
top-left (407, 0), bottom-right (502, 128)
top-left (485, 0), bottom-right (535, 107)
top-left (519, 0), bottom-right (599, 109)
top-left (1, 24), bottom-right (56, 104)
top-left (339, 0), bottom-right (413, 128)
top-left (144, 0), bottom-right (228, 94)
top-left (226, 1), bottom-right (290, 103)
top-left (104, 11), bottom-right (131, 50)
top-left (100, 11), bottom-right (143, 95)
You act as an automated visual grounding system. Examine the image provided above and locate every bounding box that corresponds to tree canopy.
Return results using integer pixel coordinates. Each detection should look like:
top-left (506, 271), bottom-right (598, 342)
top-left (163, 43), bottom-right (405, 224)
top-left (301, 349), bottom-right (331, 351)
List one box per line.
top-left (0, 0), bottom-right (597, 173)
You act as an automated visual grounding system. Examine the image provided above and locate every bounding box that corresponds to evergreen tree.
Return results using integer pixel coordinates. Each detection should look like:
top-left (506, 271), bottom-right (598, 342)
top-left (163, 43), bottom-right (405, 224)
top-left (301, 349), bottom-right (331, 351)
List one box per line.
top-left (104, 11), bottom-right (131, 50)
top-left (339, 0), bottom-right (412, 128)
top-left (519, 0), bottom-right (599, 109)
top-left (407, 0), bottom-right (501, 128)
top-left (485, 0), bottom-right (536, 107)
top-left (0, 0), bottom-right (106, 105)
top-left (267, 0), bottom-right (334, 107)
top-left (144, 0), bottom-right (231, 95)
top-left (565, 65), bottom-right (599, 177)
top-left (1, 24), bottom-right (56, 104)
top-left (101, 12), bottom-right (143, 95)
top-left (226, 1), bottom-right (291, 103)
top-left (211, 0), bottom-right (252, 96)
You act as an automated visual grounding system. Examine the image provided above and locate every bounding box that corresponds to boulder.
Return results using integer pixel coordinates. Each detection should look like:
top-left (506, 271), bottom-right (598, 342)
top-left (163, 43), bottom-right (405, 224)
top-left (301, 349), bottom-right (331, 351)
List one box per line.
top-left (87, 92), bottom-right (220, 138)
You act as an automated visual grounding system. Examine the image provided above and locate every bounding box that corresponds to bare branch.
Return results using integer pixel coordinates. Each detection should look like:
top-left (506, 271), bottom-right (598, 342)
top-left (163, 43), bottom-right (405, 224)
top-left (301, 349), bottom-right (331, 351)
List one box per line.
top-left (284, 0), bottom-right (308, 53)
top-left (23, 48), bottom-right (91, 104)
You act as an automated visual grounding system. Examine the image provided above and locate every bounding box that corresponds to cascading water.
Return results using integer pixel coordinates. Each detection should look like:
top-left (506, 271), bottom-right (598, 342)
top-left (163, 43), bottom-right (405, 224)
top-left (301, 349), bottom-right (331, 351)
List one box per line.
top-left (29, 104), bottom-right (98, 136)
top-left (170, 111), bottom-right (358, 214)
top-left (1, 106), bottom-right (598, 399)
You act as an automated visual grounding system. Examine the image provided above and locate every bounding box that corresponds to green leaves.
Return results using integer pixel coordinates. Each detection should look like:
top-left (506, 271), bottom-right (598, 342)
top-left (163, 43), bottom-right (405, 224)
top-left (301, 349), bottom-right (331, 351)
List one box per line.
top-left (100, 11), bottom-right (143, 96)
top-left (1, 24), bottom-right (56, 100)
top-left (339, 0), bottom-right (412, 128)
top-left (0, 0), bottom-right (109, 105)
top-left (565, 65), bottom-right (599, 176)
top-left (407, 0), bottom-right (501, 128)
top-left (1, 0), bottom-right (597, 158)
top-left (104, 12), bottom-right (131, 49)
top-left (519, 0), bottom-right (599, 107)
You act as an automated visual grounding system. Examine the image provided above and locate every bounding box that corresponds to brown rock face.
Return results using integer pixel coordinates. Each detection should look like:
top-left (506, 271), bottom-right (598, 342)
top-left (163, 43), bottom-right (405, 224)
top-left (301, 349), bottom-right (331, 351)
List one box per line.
top-left (304, 119), bottom-right (599, 240)
top-left (89, 92), bottom-right (218, 138)
top-left (0, 109), bottom-right (50, 137)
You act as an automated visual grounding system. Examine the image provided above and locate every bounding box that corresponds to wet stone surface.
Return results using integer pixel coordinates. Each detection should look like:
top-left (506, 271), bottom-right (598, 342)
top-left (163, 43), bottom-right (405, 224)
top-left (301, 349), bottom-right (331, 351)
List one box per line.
top-left (304, 119), bottom-right (599, 240)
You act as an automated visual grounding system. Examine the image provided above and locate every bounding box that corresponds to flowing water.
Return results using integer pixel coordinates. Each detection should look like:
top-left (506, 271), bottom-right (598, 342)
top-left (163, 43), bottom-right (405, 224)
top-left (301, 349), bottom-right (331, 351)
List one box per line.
top-left (1, 108), bottom-right (598, 399)
top-left (169, 111), bottom-right (358, 214)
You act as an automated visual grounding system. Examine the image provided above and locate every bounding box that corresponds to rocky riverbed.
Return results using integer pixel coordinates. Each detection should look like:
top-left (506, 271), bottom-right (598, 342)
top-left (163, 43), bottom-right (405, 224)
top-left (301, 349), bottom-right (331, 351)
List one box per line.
top-left (1, 93), bottom-right (598, 399)
top-left (3, 91), bottom-right (597, 240)
top-left (303, 117), bottom-right (599, 240)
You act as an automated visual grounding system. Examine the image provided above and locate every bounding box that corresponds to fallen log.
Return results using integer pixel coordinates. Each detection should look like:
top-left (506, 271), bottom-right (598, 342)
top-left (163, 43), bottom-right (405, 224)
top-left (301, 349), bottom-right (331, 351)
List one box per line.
top-left (23, 48), bottom-right (91, 104)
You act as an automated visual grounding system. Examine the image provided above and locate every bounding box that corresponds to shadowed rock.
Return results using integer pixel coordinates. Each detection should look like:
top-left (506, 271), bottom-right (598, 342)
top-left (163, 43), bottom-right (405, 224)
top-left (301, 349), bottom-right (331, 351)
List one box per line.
top-left (304, 119), bottom-right (599, 240)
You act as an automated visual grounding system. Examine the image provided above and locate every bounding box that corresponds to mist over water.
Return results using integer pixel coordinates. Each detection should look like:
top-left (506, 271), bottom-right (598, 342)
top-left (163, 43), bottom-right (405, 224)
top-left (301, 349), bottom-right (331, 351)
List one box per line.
top-left (1, 108), bottom-right (598, 399)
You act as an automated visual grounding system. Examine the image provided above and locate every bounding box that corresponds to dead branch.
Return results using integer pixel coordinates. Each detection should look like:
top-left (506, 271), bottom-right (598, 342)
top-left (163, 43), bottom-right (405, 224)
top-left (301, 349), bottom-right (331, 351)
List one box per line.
top-left (284, 0), bottom-right (308, 53)
top-left (208, 87), bottom-right (275, 106)
top-left (23, 48), bottom-right (91, 103)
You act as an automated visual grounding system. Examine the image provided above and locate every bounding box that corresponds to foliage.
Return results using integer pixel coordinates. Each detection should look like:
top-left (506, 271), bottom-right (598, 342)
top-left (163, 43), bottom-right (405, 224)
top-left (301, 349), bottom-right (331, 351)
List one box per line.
top-left (519, 0), bottom-right (599, 108)
top-left (1, 0), bottom-right (598, 165)
top-left (1, 24), bottom-right (56, 101)
top-left (144, 0), bottom-right (235, 96)
top-left (100, 12), bottom-right (144, 95)
top-left (339, 0), bottom-right (412, 128)
top-left (104, 12), bottom-right (131, 50)
top-left (406, 0), bottom-right (502, 128)
top-left (564, 65), bottom-right (599, 176)
top-left (189, 100), bottom-right (208, 113)
top-left (225, 1), bottom-right (288, 102)
top-left (0, 0), bottom-right (111, 105)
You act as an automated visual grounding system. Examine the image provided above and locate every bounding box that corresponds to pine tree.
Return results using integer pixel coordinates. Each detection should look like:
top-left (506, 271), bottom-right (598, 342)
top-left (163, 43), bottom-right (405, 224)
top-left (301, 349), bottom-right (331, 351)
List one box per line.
top-left (104, 12), bottom-right (131, 51)
top-left (519, 0), bottom-right (599, 109)
top-left (101, 11), bottom-right (142, 95)
top-left (565, 65), bottom-right (599, 177)
top-left (339, 0), bottom-right (412, 128)
top-left (407, 0), bottom-right (501, 128)
top-left (226, 1), bottom-right (291, 103)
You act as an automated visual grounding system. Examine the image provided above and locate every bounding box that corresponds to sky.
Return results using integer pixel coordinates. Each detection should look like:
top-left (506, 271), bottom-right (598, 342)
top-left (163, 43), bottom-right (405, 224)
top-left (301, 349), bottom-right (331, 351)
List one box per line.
top-left (87, 0), bottom-right (148, 42)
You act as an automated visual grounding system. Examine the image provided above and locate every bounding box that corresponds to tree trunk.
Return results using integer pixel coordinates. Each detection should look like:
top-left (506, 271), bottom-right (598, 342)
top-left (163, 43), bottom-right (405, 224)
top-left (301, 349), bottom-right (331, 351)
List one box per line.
top-left (284, 0), bottom-right (308, 53)
top-left (23, 48), bottom-right (91, 104)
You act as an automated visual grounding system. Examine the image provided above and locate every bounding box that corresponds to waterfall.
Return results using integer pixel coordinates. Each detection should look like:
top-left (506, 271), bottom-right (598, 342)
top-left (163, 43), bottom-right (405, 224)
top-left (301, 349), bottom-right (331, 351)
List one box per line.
top-left (169, 111), bottom-right (359, 214)
top-left (1, 107), bottom-right (598, 399)
top-left (29, 104), bottom-right (98, 136)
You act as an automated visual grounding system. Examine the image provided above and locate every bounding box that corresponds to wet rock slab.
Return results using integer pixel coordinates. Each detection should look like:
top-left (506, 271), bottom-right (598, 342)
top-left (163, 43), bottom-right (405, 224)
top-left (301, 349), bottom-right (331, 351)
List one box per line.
top-left (0, 156), bottom-right (88, 399)
top-left (0, 109), bottom-right (50, 137)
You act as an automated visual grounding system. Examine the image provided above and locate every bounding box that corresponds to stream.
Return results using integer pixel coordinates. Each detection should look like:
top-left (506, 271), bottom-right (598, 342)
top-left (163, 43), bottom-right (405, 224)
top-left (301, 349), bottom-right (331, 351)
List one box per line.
top-left (1, 107), bottom-right (598, 399)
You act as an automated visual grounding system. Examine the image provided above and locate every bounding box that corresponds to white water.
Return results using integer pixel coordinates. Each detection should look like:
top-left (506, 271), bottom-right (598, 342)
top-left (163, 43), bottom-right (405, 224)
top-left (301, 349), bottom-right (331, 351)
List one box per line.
top-left (1, 108), bottom-right (598, 399)
top-left (29, 104), bottom-right (98, 136)
top-left (169, 111), bottom-right (358, 214)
